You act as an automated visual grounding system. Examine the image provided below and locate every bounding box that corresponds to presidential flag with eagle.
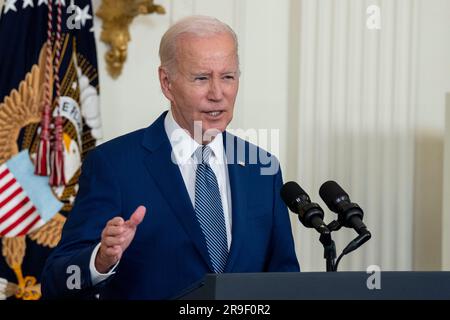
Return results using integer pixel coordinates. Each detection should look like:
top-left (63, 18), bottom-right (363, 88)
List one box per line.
top-left (0, 0), bottom-right (101, 299)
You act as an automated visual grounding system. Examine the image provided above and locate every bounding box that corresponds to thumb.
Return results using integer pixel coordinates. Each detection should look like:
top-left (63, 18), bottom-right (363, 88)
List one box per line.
top-left (127, 205), bottom-right (146, 228)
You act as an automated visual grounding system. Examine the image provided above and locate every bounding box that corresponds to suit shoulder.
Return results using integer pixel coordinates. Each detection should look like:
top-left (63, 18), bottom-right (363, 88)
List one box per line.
top-left (90, 128), bottom-right (146, 158)
top-left (225, 131), bottom-right (279, 160)
top-left (224, 131), bottom-right (281, 172)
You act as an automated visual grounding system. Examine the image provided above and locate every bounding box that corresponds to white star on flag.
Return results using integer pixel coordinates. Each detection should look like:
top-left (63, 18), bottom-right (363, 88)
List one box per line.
top-left (22, 0), bottom-right (34, 9)
top-left (3, 0), bottom-right (18, 14)
top-left (75, 4), bottom-right (92, 27)
top-left (38, 0), bottom-right (48, 6)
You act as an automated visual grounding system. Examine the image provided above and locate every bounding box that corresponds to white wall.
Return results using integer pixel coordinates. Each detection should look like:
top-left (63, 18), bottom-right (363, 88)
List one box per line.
top-left (291, 0), bottom-right (419, 271)
top-left (91, 0), bottom-right (450, 271)
top-left (92, 0), bottom-right (171, 141)
top-left (413, 0), bottom-right (450, 270)
top-left (443, 93), bottom-right (450, 270)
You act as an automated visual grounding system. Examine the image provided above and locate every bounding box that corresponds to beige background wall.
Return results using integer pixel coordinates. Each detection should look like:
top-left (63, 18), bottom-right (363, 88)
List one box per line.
top-left (412, 0), bottom-right (450, 270)
top-left (443, 93), bottom-right (450, 270)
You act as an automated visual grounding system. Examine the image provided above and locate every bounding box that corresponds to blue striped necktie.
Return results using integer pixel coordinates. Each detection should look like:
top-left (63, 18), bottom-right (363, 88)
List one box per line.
top-left (193, 145), bottom-right (229, 273)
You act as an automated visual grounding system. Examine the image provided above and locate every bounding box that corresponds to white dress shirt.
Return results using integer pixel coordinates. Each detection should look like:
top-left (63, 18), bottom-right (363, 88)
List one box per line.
top-left (164, 109), bottom-right (232, 248)
top-left (90, 110), bottom-right (233, 285)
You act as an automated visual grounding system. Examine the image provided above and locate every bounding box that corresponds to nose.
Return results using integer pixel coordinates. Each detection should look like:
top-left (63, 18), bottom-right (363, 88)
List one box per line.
top-left (207, 78), bottom-right (224, 102)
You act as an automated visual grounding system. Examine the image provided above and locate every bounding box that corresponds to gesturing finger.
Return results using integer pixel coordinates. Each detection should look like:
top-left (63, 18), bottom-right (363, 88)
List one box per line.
top-left (125, 206), bottom-right (146, 228)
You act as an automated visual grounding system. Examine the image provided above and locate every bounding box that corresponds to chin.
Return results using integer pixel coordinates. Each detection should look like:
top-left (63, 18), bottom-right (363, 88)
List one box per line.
top-left (207, 120), bottom-right (229, 132)
top-left (203, 124), bottom-right (224, 136)
top-left (200, 122), bottom-right (226, 141)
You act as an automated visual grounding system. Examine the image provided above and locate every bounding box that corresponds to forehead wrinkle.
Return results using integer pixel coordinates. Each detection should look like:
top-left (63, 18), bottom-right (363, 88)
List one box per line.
top-left (174, 34), bottom-right (238, 70)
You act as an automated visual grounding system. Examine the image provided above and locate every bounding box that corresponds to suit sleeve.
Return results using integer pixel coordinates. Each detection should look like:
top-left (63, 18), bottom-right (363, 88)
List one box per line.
top-left (41, 148), bottom-right (122, 299)
top-left (265, 166), bottom-right (301, 272)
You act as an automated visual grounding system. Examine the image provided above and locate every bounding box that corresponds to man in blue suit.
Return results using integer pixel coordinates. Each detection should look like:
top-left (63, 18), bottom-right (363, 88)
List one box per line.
top-left (42, 15), bottom-right (299, 299)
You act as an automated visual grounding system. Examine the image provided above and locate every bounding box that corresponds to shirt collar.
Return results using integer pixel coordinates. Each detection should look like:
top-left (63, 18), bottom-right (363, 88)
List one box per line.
top-left (164, 109), bottom-right (225, 165)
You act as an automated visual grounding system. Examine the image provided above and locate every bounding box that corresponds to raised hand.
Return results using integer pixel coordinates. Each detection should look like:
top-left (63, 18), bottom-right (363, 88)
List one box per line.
top-left (95, 206), bottom-right (146, 273)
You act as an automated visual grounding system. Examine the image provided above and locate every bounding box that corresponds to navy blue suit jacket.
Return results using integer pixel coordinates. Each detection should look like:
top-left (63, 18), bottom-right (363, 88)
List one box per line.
top-left (41, 112), bottom-right (299, 299)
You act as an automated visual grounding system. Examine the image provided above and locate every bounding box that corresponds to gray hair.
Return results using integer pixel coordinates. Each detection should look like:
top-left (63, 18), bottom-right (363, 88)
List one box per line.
top-left (159, 15), bottom-right (239, 75)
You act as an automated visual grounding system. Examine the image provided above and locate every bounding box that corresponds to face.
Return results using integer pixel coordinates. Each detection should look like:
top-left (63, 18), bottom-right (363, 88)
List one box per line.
top-left (159, 32), bottom-right (239, 143)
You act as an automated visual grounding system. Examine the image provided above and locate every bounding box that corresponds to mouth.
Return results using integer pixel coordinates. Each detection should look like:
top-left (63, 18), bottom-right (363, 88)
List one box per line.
top-left (203, 110), bottom-right (224, 118)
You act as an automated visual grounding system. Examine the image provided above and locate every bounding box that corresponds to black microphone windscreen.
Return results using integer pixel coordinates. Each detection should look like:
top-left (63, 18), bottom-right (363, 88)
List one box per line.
top-left (319, 180), bottom-right (349, 209)
top-left (280, 181), bottom-right (307, 208)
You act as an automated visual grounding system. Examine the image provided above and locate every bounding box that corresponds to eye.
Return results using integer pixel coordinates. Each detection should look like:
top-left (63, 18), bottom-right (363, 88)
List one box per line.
top-left (223, 74), bottom-right (236, 80)
top-left (194, 76), bottom-right (208, 81)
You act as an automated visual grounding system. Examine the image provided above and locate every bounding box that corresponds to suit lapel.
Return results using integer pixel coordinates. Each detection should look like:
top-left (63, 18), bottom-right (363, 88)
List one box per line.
top-left (141, 112), bottom-right (213, 271)
top-left (223, 132), bottom-right (248, 272)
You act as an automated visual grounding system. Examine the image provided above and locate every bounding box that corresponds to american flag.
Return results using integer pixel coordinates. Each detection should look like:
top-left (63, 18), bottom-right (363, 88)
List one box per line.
top-left (0, 164), bottom-right (42, 237)
top-left (0, 151), bottom-right (62, 237)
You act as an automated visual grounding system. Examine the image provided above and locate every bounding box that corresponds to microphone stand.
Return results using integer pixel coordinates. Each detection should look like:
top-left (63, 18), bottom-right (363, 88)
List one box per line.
top-left (320, 220), bottom-right (343, 272)
top-left (319, 230), bottom-right (336, 272)
top-left (310, 217), bottom-right (371, 271)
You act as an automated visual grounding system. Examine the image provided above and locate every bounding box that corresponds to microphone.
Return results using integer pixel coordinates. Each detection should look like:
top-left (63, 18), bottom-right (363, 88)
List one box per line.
top-left (319, 181), bottom-right (371, 237)
top-left (281, 181), bottom-right (329, 235)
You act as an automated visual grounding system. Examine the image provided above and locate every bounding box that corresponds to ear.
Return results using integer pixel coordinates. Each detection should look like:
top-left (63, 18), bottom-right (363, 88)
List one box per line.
top-left (159, 66), bottom-right (174, 102)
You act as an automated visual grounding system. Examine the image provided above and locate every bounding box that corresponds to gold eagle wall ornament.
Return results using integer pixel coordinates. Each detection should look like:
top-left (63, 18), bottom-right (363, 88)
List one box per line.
top-left (96, 0), bottom-right (165, 79)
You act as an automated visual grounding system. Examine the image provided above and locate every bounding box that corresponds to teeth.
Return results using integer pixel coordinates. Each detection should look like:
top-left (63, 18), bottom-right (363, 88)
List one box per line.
top-left (208, 111), bottom-right (221, 116)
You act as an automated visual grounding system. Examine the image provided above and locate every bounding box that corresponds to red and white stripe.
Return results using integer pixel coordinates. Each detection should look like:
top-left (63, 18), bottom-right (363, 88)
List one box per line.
top-left (0, 165), bottom-right (43, 237)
